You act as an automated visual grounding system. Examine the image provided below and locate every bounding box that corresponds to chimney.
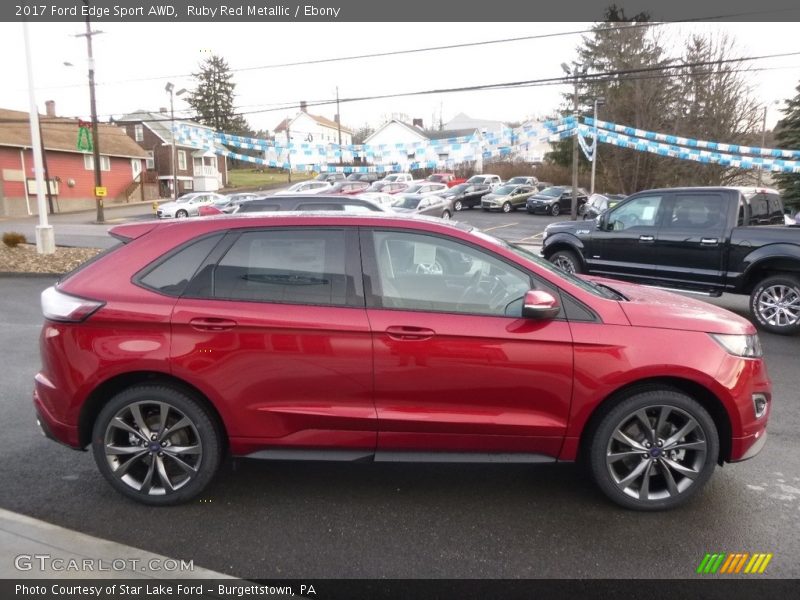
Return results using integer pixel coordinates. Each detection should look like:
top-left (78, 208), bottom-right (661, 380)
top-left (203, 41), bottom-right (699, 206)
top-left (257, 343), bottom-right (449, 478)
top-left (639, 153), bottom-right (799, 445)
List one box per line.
top-left (45, 100), bottom-right (56, 117)
top-left (300, 101), bottom-right (307, 113)
top-left (412, 118), bottom-right (424, 129)
top-left (159, 107), bottom-right (168, 114)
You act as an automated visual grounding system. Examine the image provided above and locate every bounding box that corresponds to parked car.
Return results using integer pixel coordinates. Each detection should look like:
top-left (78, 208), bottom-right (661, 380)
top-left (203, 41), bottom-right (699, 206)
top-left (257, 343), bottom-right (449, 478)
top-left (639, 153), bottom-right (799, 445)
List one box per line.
top-left (346, 172), bottom-right (381, 183)
top-left (391, 193), bottom-right (454, 219)
top-left (481, 184), bottom-right (537, 213)
top-left (535, 181), bottom-right (553, 192)
top-left (582, 193), bottom-right (626, 220)
top-left (280, 181), bottom-right (334, 195)
top-left (506, 176), bottom-right (539, 187)
top-left (156, 192), bottom-right (226, 219)
top-left (358, 192), bottom-right (398, 210)
top-left (542, 186), bottom-right (800, 335)
top-left (365, 181), bottom-right (411, 194)
top-left (435, 183), bottom-right (491, 211)
top-left (36, 213), bottom-right (771, 509)
top-left (426, 173), bottom-right (466, 187)
top-left (382, 173), bottom-right (414, 184)
top-left (233, 195), bottom-right (387, 214)
top-left (465, 174), bottom-right (502, 189)
top-left (315, 172), bottom-right (346, 183)
top-left (198, 193), bottom-right (260, 217)
top-left (526, 186), bottom-right (589, 216)
top-left (399, 182), bottom-right (449, 195)
top-left (327, 181), bottom-right (371, 195)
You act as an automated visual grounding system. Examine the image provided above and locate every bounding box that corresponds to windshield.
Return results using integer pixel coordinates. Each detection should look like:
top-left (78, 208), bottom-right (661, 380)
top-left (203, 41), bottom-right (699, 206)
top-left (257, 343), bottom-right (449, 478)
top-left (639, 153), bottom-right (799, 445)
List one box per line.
top-left (493, 185), bottom-right (516, 195)
top-left (211, 198), bottom-right (230, 207)
top-left (394, 196), bottom-right (421, 209)
top-left (448, 183), bottom-right (469, 194)
top-left (538, 187), bottom-right (562, 197)
top-left (466, 176), bottom-right (485, 183)
top-left (471, 230), bottom-right (623, 300)
top-left (176, 196), bottom-right (195, 203)
top-left (507, 177), bottom-right (527, 185)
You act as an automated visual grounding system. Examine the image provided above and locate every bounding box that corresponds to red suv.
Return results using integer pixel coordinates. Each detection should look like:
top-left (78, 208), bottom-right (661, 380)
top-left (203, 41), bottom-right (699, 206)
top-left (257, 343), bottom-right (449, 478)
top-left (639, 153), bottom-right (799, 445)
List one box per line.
top-left (35, 214), bottom-right (771, 509)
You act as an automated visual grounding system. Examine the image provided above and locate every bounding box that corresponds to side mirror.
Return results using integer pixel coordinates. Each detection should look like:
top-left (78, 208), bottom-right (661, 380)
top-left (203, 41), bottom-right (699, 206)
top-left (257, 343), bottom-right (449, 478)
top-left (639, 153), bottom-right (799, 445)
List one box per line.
top-left (597, 214), bottom-right (606, 229)
top-left (521, 290), bottom-right (560, 320)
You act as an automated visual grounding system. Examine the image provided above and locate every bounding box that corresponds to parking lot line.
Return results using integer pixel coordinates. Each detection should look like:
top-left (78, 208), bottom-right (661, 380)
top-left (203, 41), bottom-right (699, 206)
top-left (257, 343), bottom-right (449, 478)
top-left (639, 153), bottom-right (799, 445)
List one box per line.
top-left (482, 223), bottom-right (518, 231)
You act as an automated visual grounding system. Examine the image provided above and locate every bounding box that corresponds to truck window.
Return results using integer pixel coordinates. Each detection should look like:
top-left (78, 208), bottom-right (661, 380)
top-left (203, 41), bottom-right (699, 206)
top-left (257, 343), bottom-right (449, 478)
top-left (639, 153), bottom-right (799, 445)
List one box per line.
top-left (749, 194), bottom-right (769, 224)
top-left (766, 194), bottom-right (783, 223)
top-left (606, 195), bottom-right (663, 231)
top-left (665, 194), bottom-right (725, 230)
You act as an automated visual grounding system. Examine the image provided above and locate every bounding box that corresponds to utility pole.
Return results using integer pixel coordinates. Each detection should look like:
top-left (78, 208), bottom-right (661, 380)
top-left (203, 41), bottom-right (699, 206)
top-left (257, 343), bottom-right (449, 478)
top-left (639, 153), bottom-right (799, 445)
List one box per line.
top-left (563, 63), bottom-right (581, 221)
top-left (336, 86), bottom-right (343, 165)
top-left (76, 1), bottom-right (104, 223)
top-left (22, 21), bottom-right (54, 254)
top-left (590, 97), bottom-right (605, 195)
top-left (757, 104), bottom-right (768, 187)
top-left (286, 118), bottom-right (292, 183)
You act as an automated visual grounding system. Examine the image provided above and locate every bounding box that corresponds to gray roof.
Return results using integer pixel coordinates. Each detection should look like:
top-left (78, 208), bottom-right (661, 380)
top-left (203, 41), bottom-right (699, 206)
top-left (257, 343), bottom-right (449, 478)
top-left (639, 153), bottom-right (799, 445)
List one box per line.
top-left (425, 128), bottom-right (480, 141)
top-left (118, 111), bottom-right (217, 146)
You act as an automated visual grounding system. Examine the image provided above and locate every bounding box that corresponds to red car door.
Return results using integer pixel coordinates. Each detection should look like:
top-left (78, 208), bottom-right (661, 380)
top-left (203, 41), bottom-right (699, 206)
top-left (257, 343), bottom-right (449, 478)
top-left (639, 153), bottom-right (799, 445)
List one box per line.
top-left (361, 228), bottom-right (574, 458)
top-left (169, 227), bottom-right (376, 455)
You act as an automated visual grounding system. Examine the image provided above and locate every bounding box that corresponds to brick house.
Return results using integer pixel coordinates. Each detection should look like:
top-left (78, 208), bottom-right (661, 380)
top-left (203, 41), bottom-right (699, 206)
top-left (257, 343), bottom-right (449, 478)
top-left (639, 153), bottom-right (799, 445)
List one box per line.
top-left (117, 110), bottom-right (228, 197)
top-left (0, 104), bottom-right (150, 217)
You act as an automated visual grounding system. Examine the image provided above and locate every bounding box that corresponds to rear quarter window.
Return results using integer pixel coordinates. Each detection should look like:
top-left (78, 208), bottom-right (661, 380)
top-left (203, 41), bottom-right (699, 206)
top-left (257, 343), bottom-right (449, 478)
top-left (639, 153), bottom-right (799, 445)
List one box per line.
top-left (137, 233), bottom-right (224, 296)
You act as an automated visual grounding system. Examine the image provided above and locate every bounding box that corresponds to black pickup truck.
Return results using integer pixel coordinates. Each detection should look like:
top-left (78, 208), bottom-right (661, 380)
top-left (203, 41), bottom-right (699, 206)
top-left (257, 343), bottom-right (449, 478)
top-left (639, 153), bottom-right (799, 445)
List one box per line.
top-left (541, 187), bottom-right (800, 335)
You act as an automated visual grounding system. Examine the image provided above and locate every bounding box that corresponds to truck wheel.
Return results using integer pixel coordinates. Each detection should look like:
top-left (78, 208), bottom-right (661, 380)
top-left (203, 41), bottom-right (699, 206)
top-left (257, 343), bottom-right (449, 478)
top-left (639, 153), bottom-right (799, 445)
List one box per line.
top-left (549, 249), bottom-right (583, 274)
top-left (588, 389), bottom-right (718, 510)
top-left (750, 275), bottom-right (800, 335)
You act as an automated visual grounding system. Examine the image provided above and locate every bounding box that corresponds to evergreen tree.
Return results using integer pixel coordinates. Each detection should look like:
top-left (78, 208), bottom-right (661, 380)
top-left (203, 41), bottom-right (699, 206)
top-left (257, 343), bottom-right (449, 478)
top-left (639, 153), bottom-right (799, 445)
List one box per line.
top-left (773, 84), bottom-right (800, 211)
top-left (187, 54), bottom-right (250, 135)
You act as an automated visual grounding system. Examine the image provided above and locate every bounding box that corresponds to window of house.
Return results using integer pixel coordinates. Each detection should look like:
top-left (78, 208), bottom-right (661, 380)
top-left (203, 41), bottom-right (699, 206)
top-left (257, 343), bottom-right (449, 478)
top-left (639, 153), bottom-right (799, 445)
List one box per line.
top-left (83, 154), bottom-right (111, 171)
top-left (213, 229), bottom-right (350, 306)
top-left (178, 150), bottom-right (187, 171)
top-left (184, 180), bottom-right (193, 190)
top-left (131, 159), bottom-right (142, 179)
top-left (134, 124), bottom-right (144, 142)
top-left (145, 151), bottom-right (154, 169)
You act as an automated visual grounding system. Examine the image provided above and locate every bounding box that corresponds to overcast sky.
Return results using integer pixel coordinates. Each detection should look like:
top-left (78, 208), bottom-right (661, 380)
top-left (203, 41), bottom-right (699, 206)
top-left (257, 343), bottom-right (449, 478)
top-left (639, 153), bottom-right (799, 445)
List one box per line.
top-left (1, 21), bottom-right (798, 135)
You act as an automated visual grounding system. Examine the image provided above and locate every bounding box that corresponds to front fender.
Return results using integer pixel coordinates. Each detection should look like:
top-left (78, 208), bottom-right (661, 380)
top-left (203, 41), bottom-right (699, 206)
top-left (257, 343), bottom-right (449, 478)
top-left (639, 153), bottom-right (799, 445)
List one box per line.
top-left (542, 231), bottom-right (586, 258)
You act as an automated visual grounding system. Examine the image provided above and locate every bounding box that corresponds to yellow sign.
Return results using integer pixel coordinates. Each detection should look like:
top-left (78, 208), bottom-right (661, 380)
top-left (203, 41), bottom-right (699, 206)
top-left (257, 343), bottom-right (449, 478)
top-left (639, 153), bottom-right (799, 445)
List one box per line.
top-left (95, 186), bottom-right (107, 197)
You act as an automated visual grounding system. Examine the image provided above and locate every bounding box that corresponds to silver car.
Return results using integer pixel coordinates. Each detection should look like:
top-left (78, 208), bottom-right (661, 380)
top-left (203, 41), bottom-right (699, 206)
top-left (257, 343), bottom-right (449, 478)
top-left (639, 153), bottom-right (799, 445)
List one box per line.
top-left (156, 192), bottom-right (226, 219)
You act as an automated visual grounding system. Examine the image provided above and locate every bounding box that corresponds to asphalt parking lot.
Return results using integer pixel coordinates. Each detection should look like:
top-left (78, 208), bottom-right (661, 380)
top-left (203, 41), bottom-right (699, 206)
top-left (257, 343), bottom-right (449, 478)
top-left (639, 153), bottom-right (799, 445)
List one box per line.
top-left (1, 267), bottom-right (798, 579)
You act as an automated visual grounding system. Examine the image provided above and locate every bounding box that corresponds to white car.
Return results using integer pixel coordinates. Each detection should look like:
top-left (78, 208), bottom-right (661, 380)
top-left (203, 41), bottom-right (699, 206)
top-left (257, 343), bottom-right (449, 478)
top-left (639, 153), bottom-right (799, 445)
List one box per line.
top-left (465, 174), bottom-right (502, 190)
top-left (278, 180), bottom-right (334, 195)
top-left (382, 173), bottom-right (414, 184)
top-left (358, 192), bottom-right (398, 210)
top-left (156, 192), bottom-right (225, 219)
top-left (400, 182), bottom-right (448, 195)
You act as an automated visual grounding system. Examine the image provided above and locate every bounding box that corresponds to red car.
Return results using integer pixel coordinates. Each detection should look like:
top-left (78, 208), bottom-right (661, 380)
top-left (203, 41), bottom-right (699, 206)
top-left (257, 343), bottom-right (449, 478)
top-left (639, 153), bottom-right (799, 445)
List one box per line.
top-left (427, 173), bottom-right (466, 188)
top-left (35, 214), bottom-right (770, 509)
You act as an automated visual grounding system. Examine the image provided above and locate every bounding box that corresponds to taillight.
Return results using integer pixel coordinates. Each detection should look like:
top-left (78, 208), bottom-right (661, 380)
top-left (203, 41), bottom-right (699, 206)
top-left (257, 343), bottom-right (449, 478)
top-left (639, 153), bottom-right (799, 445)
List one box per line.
top-left (41, 286), bottom-right (104, 322)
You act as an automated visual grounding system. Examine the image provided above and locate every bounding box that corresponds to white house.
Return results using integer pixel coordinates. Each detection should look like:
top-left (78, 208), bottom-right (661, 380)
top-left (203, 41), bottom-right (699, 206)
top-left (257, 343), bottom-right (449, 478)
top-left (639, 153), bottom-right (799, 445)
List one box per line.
top-left (515, 120), bottom-right (552, 164)
top-left (271, 103), bottom-right (353, 169)
top-left (443, 113), bottom-right (507, 135)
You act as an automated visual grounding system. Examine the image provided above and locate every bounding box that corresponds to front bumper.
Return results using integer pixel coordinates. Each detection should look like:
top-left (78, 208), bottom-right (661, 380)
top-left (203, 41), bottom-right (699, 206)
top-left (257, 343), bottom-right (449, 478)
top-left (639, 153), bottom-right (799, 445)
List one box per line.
top-left (526, 203), bottom-right (554, 214)
top-left (730, 431), bottom-right (767, 462)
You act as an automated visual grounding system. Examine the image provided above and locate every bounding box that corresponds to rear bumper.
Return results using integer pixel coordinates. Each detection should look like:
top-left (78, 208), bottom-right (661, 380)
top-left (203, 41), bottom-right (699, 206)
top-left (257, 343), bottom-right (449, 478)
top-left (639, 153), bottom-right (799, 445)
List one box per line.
top-left (33, 373), bottom-right (82, 449)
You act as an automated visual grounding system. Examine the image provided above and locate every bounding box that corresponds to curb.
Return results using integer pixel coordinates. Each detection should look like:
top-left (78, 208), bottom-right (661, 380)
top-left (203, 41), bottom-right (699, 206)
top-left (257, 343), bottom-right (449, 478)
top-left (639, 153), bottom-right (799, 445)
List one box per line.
top-left (0, 272), bottom-right (62, 278)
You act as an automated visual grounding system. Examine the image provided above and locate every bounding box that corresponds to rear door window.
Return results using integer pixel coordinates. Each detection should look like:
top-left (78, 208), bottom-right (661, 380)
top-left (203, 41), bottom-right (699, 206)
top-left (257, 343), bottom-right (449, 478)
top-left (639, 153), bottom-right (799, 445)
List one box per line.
top-left (664, 193), bottom-right (726, 231)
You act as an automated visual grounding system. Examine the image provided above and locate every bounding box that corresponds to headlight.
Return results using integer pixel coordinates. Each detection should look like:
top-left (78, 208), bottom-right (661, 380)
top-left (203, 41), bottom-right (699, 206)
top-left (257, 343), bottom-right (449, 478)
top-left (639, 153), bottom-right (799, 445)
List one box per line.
top-left (709, 333), bottom-right (763, 358)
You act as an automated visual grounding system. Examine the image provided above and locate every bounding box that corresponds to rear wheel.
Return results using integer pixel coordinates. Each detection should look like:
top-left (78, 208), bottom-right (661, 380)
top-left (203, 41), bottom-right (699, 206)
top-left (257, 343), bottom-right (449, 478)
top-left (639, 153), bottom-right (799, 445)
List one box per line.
top-left (750, 275), bottom-right (800, 335)
top-left (549, 249), bottom-right (583, 274)
top-left (588, 389), bottom-right (719, 510)
top-left (91, 385), bottom-right (222, 506)
top-left (441, 210), bottom-right (451, 220)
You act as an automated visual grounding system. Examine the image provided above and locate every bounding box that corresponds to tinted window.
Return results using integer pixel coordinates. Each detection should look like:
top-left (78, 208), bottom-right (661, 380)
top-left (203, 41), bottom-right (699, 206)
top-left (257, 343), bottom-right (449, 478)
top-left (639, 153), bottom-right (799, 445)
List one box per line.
top-left (369, 231), bottom-right (531, 316)
top-left (237, 202), bottom-right (280, 213)
top-left (749, 194), bottom-right (768, 223)
top-left (766, 193), bottom-right (783, 221)
top-left (665, 194), bottom-right (725, 230)
top-left (139, 234), bottom-right (224, 296)
top-left (214, 229), bottom-right (349, 306)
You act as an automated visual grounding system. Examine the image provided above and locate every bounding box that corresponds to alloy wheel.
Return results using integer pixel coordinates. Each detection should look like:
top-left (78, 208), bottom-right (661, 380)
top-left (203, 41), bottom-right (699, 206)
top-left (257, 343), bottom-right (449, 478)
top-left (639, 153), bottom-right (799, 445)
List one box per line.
top-left (755, 284), bottom-right (800, 329)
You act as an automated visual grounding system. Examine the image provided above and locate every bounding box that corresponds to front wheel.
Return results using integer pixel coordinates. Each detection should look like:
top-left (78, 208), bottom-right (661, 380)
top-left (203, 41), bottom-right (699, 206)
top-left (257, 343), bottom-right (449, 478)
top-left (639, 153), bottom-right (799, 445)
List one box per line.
top-left (550, 203), bottom-right (560, 216)
top-left (175, 209), bottom-right (188, 219)
top-left (502, 201), bottom-right (512, 213)
top-left (549, 249), bottom-right (583, 274)
top-left (750, 275), bottom-right (800, 335)
top-left (91, 385), bottom-right (222, 505)
top-left (441, 210), bottom-right (451, 220)
top-left (454, 200), bottom-right (463, 212)
top-left (588, 389), bottom-right (719, 510)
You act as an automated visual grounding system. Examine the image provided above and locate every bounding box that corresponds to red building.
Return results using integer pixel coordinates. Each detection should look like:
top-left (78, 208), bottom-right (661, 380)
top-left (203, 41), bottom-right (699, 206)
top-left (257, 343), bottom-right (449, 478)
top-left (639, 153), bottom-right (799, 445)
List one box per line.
top-left (0, 104), bottom-right (150, 218)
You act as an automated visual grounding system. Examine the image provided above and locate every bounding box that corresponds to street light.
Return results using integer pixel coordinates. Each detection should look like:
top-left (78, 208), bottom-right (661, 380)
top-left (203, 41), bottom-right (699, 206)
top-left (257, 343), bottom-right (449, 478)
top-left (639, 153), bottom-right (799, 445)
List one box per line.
top-left (166, 82), bottom-right (187, 200)
top-left (562, 62), bottom-right (585, 220)
top-left (757, 100), bottom-right (779, 186)
top-left (590, 96), bottom-right (606, 195)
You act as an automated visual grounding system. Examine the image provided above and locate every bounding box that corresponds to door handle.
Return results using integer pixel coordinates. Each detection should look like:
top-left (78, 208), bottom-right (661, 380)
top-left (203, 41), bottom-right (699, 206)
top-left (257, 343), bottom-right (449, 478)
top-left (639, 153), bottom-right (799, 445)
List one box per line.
top-left (638, 235), bottom-right (655, 242)
top-left (385, 326), bottom-right (435, 341)
top-left (189, 317), bottom-right (238, 332)
top-left (700, 238), bottom-right (719, 246)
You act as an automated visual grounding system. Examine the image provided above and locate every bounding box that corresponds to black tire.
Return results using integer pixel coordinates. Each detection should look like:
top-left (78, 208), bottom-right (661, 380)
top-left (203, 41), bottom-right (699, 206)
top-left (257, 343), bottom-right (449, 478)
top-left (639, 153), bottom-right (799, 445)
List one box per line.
top-left (502, 201), bottom-right (512, 213)
top-left (550, 203), bottom-right (560, 216)
top-left (749, 274), bottom-right (800, 335)
top-left (549, 249), bottom-right (583, 274)
top-left (454, 200), bottom-right (463, 212)
top-left (91, 385), bottom-right (222, 506)
top-left (175, 209), bottom-right (188, 219)
top-left (441, 210), bottom-right (452, 220)
top-left (587, 389), bottom-right (719, 511)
